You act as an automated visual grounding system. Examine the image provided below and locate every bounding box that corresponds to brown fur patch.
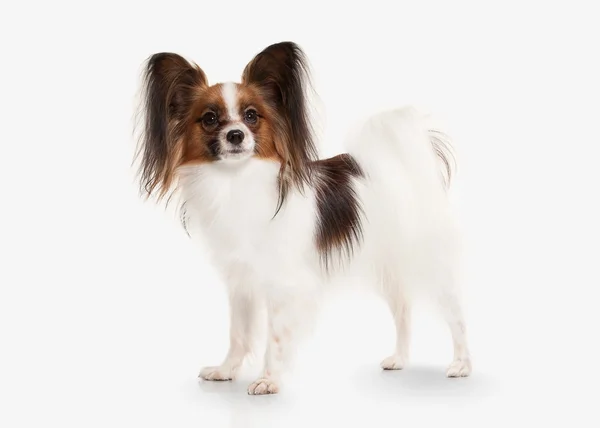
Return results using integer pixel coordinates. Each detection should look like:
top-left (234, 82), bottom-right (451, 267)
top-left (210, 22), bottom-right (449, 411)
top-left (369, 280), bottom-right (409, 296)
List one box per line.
top-left (312, 154), bottom-right (365, 269)
top-left (236, 85), bottom-right (282, 162)
top-left (181, 84), bottom-right (227, 165)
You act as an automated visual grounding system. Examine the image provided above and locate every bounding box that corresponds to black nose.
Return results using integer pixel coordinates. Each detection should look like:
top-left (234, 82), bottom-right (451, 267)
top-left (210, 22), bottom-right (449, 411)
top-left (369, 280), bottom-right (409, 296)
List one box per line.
top-left (226, 130), bottom-right (245, 145)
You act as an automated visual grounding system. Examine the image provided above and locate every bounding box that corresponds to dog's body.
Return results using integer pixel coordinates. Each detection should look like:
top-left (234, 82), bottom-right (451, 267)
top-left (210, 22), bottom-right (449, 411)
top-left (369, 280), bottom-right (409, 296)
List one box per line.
top-left (136, 42), bottom-right (471, 395)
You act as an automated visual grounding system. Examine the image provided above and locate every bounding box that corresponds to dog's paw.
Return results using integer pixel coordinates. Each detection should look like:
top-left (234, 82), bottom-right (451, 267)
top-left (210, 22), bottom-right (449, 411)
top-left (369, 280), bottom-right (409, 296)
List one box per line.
top-left (446, 358), bottom-right (472, 378)
top-left (247, 378), bottom-right (279, 395)
top-left (199, 365), bottom-right (235, 381)
top-left (380, 354), bottom-right (406, 370)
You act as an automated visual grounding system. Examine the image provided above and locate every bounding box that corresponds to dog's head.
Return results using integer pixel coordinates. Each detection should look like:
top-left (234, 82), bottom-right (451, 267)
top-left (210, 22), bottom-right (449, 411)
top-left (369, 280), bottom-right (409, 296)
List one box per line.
top-left (136, 41), bottom-right (317, 202)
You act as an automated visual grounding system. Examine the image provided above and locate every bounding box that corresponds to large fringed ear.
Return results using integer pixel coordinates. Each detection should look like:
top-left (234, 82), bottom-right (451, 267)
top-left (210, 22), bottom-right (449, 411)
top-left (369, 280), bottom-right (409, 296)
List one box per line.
top-left (241, 42), bottom-right (318, 190)
top-left (137, 53), bottom-right (207, 199)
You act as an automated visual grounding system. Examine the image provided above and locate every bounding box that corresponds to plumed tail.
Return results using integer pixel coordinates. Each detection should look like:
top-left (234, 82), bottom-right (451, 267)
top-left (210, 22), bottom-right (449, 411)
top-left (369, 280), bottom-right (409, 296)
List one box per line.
top-left (344, 106), bottom-right (457, 193)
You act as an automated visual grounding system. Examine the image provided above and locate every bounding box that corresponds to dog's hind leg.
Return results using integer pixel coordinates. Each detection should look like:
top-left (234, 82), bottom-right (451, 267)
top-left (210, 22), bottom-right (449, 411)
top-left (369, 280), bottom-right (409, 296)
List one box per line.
top-left (379, 270), bottom-right (412, 370)
top-left (438, 289), bottom-right (472, 377)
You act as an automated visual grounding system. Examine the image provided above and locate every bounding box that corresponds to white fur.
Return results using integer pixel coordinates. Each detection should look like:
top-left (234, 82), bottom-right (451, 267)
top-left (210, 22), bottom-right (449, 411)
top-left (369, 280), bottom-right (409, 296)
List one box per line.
top-left (180, 106), bottom-right (471, 394)
top-left (221, 82), bottom-right (241, 121)
top-left (218, 82), bottom-right (255, 160)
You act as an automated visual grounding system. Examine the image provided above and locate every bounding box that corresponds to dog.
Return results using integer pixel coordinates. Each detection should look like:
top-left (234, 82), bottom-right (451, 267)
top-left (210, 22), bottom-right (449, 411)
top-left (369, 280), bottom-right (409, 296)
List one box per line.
top-left (134, 41), bottom-right (471, 395)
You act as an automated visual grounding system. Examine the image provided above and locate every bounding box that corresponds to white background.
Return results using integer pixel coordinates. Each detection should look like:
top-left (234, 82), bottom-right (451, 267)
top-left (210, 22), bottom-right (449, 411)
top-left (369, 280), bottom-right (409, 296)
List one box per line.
top-left (2, 1), bottom-right (599, 427)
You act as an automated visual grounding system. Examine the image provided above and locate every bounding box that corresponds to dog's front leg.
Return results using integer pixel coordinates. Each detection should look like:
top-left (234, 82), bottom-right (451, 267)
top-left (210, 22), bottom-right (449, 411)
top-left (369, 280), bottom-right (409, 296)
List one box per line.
top-left (247, 291), bottom-right (312, 395)
top-left (199, 288), bottom-right (258, 381)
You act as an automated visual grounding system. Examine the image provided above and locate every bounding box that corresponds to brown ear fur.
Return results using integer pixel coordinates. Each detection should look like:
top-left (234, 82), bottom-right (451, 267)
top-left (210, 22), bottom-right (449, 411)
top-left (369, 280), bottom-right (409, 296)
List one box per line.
top-left (241, 42), bottom-right (318, 213)
top-left (137, 53), bottom-right (207, 199)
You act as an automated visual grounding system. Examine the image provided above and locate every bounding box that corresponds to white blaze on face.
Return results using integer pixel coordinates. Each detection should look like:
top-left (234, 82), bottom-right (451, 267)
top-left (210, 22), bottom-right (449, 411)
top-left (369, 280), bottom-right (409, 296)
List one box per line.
top-left (222, 82), bottom-right (241, 122)
top-left (219, 81), bottom-right (255, 160)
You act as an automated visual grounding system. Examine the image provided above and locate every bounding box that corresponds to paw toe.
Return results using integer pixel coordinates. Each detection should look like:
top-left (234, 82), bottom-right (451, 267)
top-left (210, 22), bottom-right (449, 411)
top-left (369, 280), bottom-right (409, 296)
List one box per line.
top-left (446, 359), bottom-right (472, 377)
top-left (199, 366), bottom-right (233, 381)
top-left (380, 355), bottom-right (406, 370)
top-left (247, 378), bottom-right (279, 395)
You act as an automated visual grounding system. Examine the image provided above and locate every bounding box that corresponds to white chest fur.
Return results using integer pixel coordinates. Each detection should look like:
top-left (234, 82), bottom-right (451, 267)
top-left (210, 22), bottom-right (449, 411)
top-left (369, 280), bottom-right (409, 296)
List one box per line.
top-left (178, 158), bottom-right (319, 286)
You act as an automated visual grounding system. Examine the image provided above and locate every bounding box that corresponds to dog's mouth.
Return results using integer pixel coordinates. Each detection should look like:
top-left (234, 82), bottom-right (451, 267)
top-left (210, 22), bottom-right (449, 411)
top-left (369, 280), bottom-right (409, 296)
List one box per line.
top-left (221, 147), bottom-right (253, 160)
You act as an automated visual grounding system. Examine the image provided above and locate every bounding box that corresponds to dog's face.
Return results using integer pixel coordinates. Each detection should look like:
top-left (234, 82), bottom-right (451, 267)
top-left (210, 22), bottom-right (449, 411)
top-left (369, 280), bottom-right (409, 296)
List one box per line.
top-left (137, 41), bottom-right (317, 200)
top-left (187, 82), bottom-right (278, 163)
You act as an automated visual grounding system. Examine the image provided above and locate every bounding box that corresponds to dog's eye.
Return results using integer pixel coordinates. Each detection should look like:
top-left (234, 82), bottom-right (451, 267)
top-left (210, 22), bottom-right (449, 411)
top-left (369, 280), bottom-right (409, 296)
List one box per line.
top-left (244, 109), bottom-right (258, 124)
top-left (202, 112), bottom-right (217, 126)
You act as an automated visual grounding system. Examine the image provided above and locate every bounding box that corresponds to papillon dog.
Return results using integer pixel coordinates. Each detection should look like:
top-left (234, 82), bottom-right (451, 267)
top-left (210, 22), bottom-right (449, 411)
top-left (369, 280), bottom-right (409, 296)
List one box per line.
top-left (135, 41), bottom-right (471, 395)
